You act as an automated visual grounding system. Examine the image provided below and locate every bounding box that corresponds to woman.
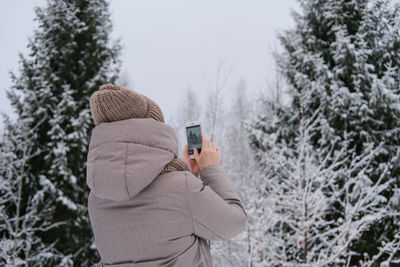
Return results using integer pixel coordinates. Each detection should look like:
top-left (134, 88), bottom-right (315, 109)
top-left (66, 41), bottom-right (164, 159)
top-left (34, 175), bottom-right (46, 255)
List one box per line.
top-left (86, 84), bottom-right (247, 267)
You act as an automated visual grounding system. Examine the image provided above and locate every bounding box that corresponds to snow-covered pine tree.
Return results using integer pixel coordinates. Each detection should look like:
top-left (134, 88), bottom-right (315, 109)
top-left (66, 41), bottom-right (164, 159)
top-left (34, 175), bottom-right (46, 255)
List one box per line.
top-left (1, 0), bottom-right (121, 265)
top-left (258, 0), bottom-right (400, 264)
top-left (247, 83), bottom-right (396, 266)
top-left (0, 115), bottom-right (65, 266)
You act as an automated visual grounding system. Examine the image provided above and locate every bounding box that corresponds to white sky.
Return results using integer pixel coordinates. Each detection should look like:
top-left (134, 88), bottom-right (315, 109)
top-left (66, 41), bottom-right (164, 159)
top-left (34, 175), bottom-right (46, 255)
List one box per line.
top-left (0, 0), bottom-right (298, 126)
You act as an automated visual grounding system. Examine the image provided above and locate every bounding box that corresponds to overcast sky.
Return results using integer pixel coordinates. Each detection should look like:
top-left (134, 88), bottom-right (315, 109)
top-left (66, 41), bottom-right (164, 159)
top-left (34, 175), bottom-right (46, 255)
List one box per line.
top-left (0, 0), bottom-right (299, 126)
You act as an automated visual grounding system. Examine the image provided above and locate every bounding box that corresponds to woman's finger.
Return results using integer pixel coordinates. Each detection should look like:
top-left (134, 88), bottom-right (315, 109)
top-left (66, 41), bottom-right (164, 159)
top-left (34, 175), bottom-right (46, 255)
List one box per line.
top-left (204, 136), bottom-right (209, 146)
top-left (201, 135), bottom-right (206, 150)
top-left (211, 143), bottom-right (216, 151)
top-left (183, 146), bottom-right (189, 161)
top-left (202, 135), bottom-right (209, 150)
top-left (184, 144), bottom-right (194, 161)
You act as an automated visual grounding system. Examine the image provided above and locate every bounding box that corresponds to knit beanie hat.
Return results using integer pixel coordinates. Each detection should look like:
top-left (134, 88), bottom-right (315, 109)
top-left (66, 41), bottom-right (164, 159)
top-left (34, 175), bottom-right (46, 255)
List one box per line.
top-left (89, 84), bottom-right (164, 125)
top-left (89, 84), bottom-right (191, 175)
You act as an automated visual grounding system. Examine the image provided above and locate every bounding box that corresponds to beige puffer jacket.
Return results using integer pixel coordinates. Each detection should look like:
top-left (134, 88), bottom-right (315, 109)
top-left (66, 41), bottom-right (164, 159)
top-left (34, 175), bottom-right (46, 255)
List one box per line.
top-left (86, 118), bottom-right (247, 267)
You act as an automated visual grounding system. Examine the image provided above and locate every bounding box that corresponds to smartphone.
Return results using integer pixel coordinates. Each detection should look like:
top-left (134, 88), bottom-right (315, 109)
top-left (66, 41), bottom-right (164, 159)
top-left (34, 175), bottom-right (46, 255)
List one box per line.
top-left (185, 121), bottom-right (202, 159)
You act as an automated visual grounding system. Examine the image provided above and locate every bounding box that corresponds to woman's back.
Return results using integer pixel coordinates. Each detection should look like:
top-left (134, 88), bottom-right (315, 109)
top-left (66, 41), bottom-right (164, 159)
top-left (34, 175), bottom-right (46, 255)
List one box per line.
top-left (88, 171), bottom-right (208, 266)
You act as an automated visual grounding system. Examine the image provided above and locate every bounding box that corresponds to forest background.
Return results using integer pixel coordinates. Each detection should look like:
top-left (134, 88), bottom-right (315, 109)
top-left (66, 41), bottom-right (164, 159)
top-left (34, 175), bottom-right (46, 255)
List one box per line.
top-left (0, 0), bottom-right (399, 266)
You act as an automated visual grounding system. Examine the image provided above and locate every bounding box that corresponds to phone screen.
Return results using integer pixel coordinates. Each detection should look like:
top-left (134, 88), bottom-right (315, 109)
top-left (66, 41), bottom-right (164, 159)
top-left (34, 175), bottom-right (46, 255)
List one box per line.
top-left (186, 125), bottom-right (202, 156)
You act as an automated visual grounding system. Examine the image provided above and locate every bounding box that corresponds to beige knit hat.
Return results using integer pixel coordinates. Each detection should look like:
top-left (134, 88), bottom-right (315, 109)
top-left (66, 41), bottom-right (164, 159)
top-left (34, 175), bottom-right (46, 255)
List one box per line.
top-left (89, 84), bottom-right (164, 125)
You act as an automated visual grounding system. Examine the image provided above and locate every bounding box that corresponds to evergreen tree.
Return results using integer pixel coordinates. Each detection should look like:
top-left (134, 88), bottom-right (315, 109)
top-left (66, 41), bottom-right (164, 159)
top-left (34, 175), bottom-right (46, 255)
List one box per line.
top-left (1, 0), bottom-right (121, 265)
top-left (0, 115), bottom-right (65, 266)
top-left (250, 0), bottom-right (400, 264)
top-left (248, 87), bottom-right (395, 266)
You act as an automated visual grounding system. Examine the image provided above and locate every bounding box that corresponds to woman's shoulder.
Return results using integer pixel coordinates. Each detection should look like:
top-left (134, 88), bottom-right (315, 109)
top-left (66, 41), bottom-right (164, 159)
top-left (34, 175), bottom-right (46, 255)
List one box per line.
top-left (146, 170), bottom-right (194, 193)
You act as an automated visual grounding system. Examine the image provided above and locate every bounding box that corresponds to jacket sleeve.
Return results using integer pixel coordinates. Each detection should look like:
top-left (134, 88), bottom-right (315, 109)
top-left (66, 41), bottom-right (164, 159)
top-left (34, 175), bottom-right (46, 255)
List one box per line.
top-left (185, 165), bottom-right (248, 241)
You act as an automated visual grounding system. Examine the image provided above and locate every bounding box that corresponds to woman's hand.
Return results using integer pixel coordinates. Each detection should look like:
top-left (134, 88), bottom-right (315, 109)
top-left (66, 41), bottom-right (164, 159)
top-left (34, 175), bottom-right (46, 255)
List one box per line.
top-left (194, 134), bottom-right (221, 171)
top-left (184, 134), bottom-right (221, 176)
top-left (184, 144), bottom-right (201, 176)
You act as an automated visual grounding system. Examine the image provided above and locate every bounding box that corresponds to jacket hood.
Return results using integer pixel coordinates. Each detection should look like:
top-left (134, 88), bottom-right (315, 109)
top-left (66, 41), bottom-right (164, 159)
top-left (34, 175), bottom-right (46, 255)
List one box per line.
top-left (86, 118), bottom-right (178, 201)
